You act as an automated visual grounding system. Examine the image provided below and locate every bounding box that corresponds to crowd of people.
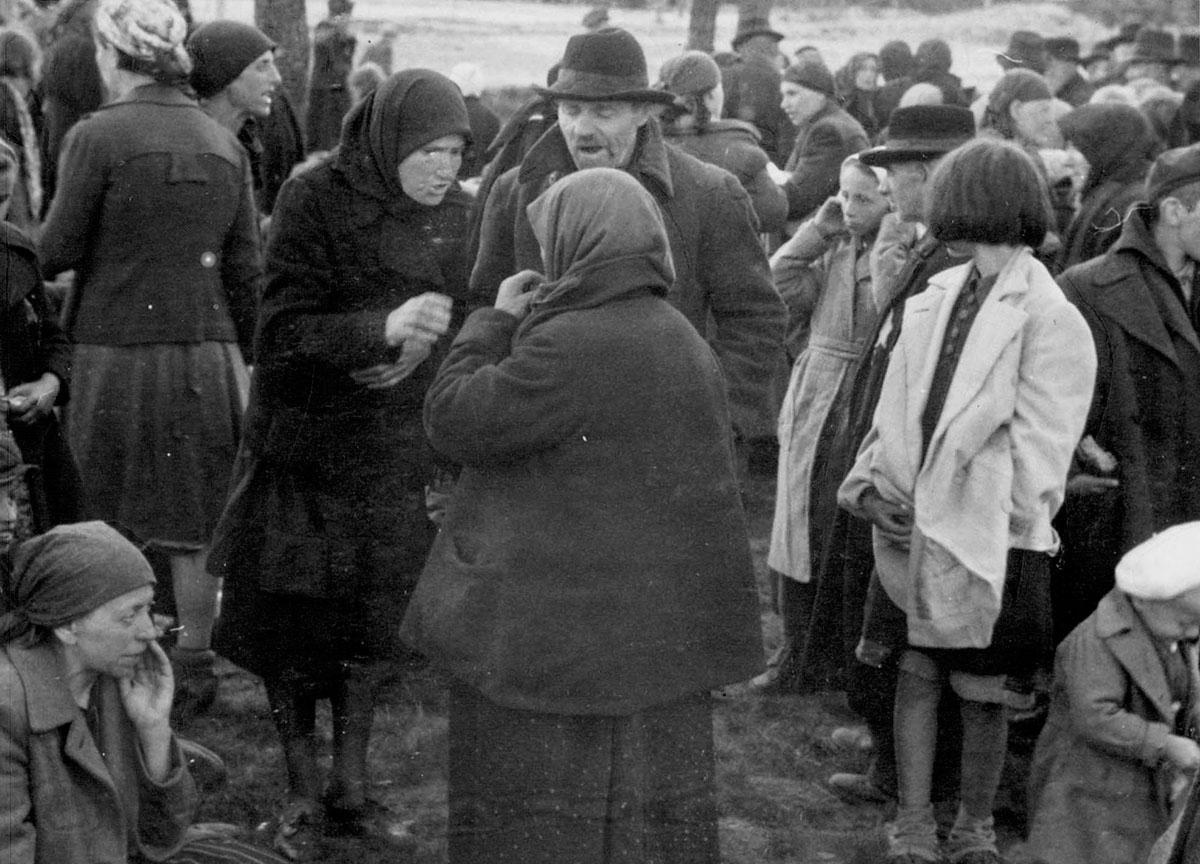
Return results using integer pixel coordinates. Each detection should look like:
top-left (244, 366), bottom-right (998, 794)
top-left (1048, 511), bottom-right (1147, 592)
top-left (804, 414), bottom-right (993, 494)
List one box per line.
top-left (2, 0), bottom-right (1200, 862)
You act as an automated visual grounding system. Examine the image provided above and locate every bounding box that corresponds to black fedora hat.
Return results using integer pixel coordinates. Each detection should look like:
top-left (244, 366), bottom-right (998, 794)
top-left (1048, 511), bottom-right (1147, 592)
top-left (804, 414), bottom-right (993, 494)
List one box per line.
top-left (732, 17), bottom-right (784, 51)
top-left (860, 105), bottom-right (975, 167)
top-left (537, 27), bottom-right (676, 105)
top-left (1130, 28), bottom-right (1180, 65)
top-left (997, 30), bottom-right (1046, 73)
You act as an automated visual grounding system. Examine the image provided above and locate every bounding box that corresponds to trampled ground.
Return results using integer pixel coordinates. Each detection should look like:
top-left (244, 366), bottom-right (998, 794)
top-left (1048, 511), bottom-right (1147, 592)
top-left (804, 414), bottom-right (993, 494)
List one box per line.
top-left (174, 2), bottom-right (1117, 860)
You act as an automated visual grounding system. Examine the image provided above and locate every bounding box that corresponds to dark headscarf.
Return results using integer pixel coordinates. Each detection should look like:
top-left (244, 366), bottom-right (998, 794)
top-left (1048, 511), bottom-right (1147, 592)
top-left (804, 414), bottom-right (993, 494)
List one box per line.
top-left (1058, 102), bottom-right (1156, 196)
top-left (336, 68), bottom-right (472, 211)
top-left (0, 522), bottom-right (155, 644)
top-left (528, 168), bottom-right (673, 297)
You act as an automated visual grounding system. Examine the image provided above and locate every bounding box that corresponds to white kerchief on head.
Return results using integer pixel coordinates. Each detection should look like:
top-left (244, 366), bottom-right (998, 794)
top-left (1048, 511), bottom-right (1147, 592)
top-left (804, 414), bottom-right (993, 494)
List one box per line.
top-left (1115, 522), bottom-right (1200, 600)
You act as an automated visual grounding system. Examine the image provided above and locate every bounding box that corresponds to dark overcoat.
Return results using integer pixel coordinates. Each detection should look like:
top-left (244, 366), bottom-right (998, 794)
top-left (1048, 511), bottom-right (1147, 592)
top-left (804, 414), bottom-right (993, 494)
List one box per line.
top-left (781, 101), bottom-right (869, 222)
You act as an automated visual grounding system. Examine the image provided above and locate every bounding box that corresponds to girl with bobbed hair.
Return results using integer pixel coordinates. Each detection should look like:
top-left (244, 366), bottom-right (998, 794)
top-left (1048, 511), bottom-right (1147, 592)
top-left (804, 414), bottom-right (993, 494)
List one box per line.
top-left (839, 137), bottom-right (1096, 864)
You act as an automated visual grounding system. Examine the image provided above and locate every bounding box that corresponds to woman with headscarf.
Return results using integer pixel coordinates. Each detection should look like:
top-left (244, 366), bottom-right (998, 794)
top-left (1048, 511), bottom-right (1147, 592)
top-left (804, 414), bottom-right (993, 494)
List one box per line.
top-left (836, 52), bottom-right (884, 140)
top-left (0, 521), bottom-right (288, 864)
top-left (1057, 102), bottom-right (1157, 268)
top-left (657, 49), bottom-right (787, 233)
top-left (36, 0), bottom-right (262, 719)
top-left (209, 69), bottom-right (472, 853)
top-left (401, 168), bottom-right (764, 864)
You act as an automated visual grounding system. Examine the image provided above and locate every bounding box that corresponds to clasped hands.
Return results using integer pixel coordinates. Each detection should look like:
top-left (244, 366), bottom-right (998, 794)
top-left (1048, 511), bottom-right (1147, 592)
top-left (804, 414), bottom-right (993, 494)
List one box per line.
top-left (351, 292), bottom-right (453, 389)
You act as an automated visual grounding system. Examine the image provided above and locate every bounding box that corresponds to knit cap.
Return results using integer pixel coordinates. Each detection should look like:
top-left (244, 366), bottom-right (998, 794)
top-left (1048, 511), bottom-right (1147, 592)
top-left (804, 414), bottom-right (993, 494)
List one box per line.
top-left (658, 51), bottom-right (721, 98)
top-left (783, 61), bottom-right (835, 98)
top-left (187, 20), bottom-right (276, 99)
top-left (93, 0), bottom-right (190, 71)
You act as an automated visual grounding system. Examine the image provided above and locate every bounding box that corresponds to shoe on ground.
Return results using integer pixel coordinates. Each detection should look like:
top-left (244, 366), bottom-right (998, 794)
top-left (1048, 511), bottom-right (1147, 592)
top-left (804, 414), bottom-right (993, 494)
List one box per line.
top-left (827, 771), bottom-right (893, 804)
top-left (830, 725), bottom-right (875, 754)
top-left (323, 796), bottom-right (413, 844)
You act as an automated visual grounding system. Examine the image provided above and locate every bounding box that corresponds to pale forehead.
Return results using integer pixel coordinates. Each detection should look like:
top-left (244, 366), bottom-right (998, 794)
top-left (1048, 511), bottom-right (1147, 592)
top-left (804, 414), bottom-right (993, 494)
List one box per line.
top-left (85, 584), bottom-right (155, 622)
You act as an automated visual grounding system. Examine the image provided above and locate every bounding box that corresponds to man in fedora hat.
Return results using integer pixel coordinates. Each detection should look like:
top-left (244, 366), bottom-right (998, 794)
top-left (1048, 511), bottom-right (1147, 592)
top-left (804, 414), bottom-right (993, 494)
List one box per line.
top-left (1043, 36), bottom-right (1094, 107)
top-left (1054, 144), bottom-right (1200, 636)
top-left (800, 106), bottom-right (978, 809)
top-left (471, 27), bottom-right (786, 440)
top-left (997, 29), bottom-right (1047, 75)
top-left (722, 15), bottom-right (793, 165)
top-left (770, 61), bottom-right (868, 222)
top-left (1126, 27), bottom-right (1179, 86)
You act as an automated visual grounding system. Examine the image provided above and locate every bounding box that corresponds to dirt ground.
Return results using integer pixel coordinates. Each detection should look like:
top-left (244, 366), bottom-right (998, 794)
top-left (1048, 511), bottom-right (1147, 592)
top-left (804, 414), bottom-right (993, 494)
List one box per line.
top-left (171, 2), bottom-right (1123, 861)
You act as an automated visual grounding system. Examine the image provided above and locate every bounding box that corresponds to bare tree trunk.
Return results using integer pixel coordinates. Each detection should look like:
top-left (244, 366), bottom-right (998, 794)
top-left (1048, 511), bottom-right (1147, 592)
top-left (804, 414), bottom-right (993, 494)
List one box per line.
top-left (255, 0), bottom-right (310, 120)
top-left (737, 0), bottom-right (774, 22)
top-left (687, 0), bottom-right (720, 51)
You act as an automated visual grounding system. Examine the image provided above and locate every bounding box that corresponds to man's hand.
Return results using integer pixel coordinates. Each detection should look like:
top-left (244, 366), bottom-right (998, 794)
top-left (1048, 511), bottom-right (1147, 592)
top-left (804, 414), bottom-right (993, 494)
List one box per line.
top-left (350, 340), bottom-right (433, 389)
top-left (495, 270), bottom-right (543, 321)
top-left (384, 292), bottom-right (453, 348)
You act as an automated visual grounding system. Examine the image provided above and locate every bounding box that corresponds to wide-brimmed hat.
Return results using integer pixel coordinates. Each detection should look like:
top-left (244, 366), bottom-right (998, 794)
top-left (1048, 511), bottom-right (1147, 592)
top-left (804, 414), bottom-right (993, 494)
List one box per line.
top-left (1145, 143), bottom-right (1200, 203)
top-left (997, 30), bottom-right (1046, 73)
top-left (1130, 28), bottom-right (1180, 65)
top-left (860, 105), bottom-right (975, 166)
top-left (1044, 37), bottom-right (1081, 63)
top-left (537, 28), bottom-right (676, 105)
top-left (732, 17), bottom-right (783, 51)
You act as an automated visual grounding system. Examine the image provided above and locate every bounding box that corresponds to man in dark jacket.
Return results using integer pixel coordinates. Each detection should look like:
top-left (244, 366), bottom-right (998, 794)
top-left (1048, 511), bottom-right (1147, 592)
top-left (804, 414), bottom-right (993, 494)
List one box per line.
top-left (471, 27), bottom-right (786, 439)
top-left (1054, 144), bottom-right (1200, 635)
top-left (773, 62), bottom-right (869, 222)
top-left (1043, 37), bottom-right (1094, 107)
top-left (721, 16), bottom-right (794, 167)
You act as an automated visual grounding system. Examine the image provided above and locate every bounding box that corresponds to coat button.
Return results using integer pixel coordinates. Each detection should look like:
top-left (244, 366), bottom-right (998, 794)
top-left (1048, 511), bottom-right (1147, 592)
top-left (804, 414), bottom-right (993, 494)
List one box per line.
top-left (200, 251), bottom-right (217, 268)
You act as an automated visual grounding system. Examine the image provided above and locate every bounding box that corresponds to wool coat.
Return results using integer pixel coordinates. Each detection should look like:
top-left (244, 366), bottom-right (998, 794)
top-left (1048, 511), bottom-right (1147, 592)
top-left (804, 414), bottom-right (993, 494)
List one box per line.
top-left (1025, 589), bottom-right (1182, 864)
top-left (782, 101), bottom-right (869, 222)
top-left (663, 118), bottom-right (788, 234)
top-left (768, 220), bottom-right (879, 583)
top-left (0, 642), bottom-right (196, 864)
top-left (1056, 210), bottom-right (1200, 594)
top-left (840, 248), bottom-right (1095, 649)
top-left (403, 206), bottom-right (763, 714)
top-left (470, 120), bottom-right (785, 437)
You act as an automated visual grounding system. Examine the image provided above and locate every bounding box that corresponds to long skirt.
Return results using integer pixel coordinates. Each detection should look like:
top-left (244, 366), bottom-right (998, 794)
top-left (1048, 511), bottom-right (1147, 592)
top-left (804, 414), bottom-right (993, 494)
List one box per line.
top-left (447, 680), bottom-right (719, 864)
top-left (66, 342), bottom-right (248, 550)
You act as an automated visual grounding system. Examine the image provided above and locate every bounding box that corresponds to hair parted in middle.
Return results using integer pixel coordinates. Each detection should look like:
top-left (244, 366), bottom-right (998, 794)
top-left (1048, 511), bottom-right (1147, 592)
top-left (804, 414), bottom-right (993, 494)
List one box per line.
top-left (925, 137), bottom-right (1051, 249)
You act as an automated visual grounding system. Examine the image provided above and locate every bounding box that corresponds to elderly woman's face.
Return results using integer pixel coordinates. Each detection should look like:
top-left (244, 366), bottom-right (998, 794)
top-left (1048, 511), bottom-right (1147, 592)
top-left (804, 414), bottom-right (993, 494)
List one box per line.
top-left (854, 58), bottom-right (880, 91)
top-left (398, 134), bottom-right (465, 206)
top-left (64, 585), bottom-right (156, 679)
top-left (1010, 98), bottom-right (1065, 148)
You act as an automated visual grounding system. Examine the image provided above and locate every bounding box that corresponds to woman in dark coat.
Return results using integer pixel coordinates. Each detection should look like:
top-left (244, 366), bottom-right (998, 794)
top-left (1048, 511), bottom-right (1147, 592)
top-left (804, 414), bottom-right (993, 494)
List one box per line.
top-left (1057, 102), bottom-right (1157, 269)
top-left (305, 0), bottom-right (356, 153)
top-left (657, 49), bottom-right (787, 234)
top-left (836, 52), bottom-right (885, 141)
top-left (401, 167), bottom-right (764, 864)
top-left (210, 69), bottom-right (472, 851)
top-left (37, 0), bottom-right (261, 716)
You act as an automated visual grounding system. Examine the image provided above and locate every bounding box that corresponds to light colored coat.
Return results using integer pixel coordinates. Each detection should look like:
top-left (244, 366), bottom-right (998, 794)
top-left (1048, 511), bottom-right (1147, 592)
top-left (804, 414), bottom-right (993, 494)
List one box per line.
top-left (839, 247), bottom-right (1095, 648)
top-left (0, 642), bottom-right (196, 864)
top-left (1025, 589), bottom-right (1182, 864)
top-left (769, 220), bottom-right (879, 582)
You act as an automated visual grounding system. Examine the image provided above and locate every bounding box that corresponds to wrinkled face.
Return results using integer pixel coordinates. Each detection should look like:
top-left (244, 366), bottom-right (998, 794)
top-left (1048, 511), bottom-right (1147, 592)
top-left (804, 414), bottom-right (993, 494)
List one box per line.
top-left (880, 160), bottom-right (929, 223)
top-left (225, 49), bottom-right (283, 120)
top-left (397, 134), bottom-right (465, 205)
top-left (557, 100), bottom-right (650, 170)
top-left (1134, 593), bottom-right (1200, 642)
top-left (854, 58), bottom-right (880, 91)
top-left (1010, 98), bottom-right (1064, 148)
top-left (0, 484), bottom-right (16, 547)
top-left (780, 81), bottom-right (825, 126)
top-left (839, 165), bottom-right (890, 236)
top-left (1168, 194), bottom-right (1200, 265)
top-left (65, 585), bottom-right (157, 680)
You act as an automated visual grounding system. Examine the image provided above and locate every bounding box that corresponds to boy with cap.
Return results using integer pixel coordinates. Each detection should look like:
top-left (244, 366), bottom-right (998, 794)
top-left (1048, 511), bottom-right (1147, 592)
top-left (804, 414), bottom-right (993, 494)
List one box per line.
top-left (1055, 144), bottom-right (1200, 635)
top-left (1024, 522), bottom-right (1200, 864)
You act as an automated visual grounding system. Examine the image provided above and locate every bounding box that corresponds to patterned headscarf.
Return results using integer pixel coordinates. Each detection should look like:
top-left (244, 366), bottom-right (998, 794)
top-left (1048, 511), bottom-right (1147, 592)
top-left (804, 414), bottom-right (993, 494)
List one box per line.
top-left (93, 0), bottom-right (191, 74)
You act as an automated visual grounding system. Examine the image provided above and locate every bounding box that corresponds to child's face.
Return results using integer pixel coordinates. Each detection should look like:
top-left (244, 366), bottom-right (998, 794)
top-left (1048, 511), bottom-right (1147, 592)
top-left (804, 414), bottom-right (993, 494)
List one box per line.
top-left (1134, 592), bottom-right (1200, 642)
top-left (0, 484), bottom-right (15, 546)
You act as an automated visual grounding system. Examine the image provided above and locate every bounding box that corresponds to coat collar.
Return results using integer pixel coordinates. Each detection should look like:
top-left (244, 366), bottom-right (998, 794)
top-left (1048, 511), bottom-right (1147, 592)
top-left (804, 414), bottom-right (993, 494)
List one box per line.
top-left (108, 83), bottom-right (198, 110)
top-left (905, 247), bottom-right (1037, 449)
top-left (517, 119), bottom-right (674, 199)
top-left (1094, 589), bottom-right (1178, 722)
top-left (6, 641), bottom-right (82, 733)
top-left (1085, 209), bottom-right (1200, 363)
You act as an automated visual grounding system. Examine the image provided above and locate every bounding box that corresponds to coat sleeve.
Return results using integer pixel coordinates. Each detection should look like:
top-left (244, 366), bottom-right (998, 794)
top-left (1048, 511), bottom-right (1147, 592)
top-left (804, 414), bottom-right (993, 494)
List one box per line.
top-left (0, 672), bottom-right (35, 864)
top-left (782, 119), bottom-right (866, 221)
top-left (698, 171), bottom-right (787, 437)
top-left (37, 121), bottom-right (107, 278)
top-left (1007, 290), bottom-right (1097, 545)
top-left (1057, 622), bottom-right (1172, 768)
top-left (770, 219), bottom-right (835, 354)
top-left (219, 151), bottom-right (265, 358)
top-left (423, 308), bottom-right (589, 465)
top-left (133, 735), bottom-right (196, 860)
top-left (255, 174), bottom-right (394, 371)
top-left (869, 213), bottom-right (922, 312)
